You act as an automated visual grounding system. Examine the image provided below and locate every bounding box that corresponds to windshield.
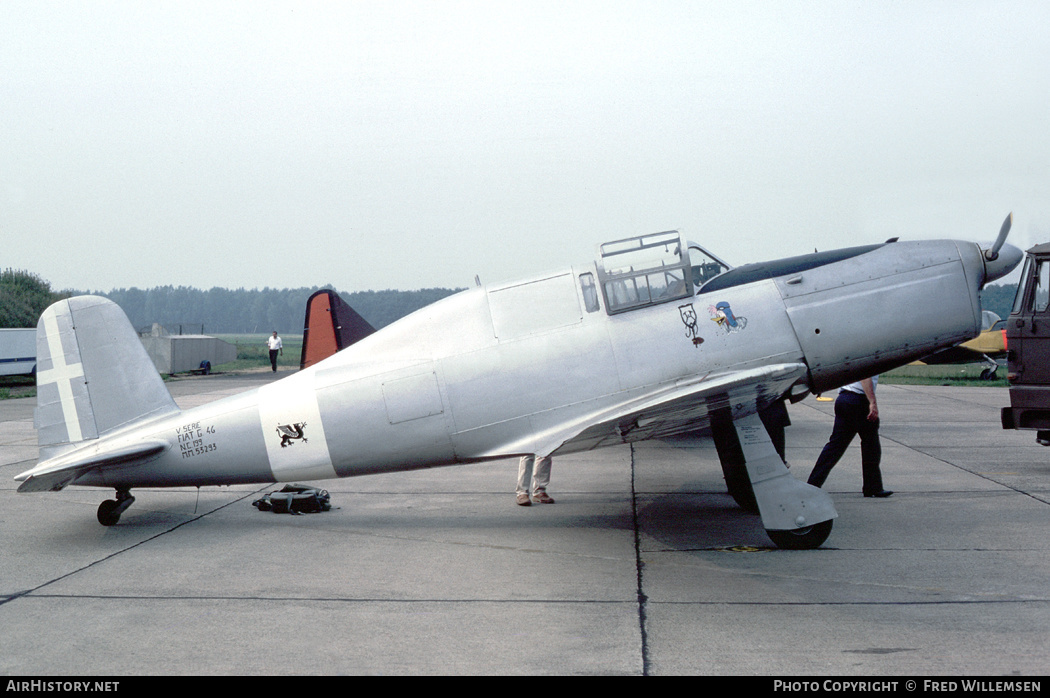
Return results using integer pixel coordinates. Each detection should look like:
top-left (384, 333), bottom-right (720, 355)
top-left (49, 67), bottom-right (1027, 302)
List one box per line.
top-left (688, 244), bottom-right (731, 288)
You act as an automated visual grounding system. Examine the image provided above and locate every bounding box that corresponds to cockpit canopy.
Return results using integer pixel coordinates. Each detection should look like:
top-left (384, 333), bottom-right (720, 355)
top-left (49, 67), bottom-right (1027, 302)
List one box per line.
top-left (596, 230), bottom-right (730, 315)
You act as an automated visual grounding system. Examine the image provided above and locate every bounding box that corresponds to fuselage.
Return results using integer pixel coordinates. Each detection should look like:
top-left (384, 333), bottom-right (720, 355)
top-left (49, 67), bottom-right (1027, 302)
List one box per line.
top-left (72, 237), bottom-right (989, 490)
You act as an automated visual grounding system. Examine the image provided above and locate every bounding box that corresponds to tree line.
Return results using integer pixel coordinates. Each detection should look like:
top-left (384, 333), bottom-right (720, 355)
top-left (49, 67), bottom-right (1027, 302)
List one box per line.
top-left (81, 286), bottom-right (465, 334)
top-left (0, 269), bottom-right (69, 328)
top-left (978, 283), bottom-right (1018, 323)
top-left (0, 271), bottom-right (462, 333)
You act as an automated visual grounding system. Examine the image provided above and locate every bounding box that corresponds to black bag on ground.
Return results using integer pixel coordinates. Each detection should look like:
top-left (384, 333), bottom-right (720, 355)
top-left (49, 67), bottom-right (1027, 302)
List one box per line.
top-left (252, 484), bottom-right (331, 514)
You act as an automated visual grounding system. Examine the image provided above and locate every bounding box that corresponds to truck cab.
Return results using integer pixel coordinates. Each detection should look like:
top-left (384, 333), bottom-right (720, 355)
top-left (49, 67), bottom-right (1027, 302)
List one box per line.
top-left (1001, 243), bottom-right (1050, 443)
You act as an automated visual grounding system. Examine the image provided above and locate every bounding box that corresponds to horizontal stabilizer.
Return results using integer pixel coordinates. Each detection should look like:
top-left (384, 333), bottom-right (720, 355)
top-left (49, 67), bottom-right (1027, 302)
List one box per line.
top-left (16, 440), bottom-right (169, 493)
top-left (300, 290), bottom-right (377, 370)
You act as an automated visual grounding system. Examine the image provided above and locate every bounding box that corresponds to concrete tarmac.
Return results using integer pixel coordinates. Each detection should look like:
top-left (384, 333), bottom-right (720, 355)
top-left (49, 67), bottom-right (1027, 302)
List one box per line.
top-left (1, 372), bottom-right (1048, 676)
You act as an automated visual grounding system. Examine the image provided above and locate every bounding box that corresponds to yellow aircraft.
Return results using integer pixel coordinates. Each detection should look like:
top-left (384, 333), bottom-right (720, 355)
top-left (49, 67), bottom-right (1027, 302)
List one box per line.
top-left (912, 310), bottom-right (1006, 379)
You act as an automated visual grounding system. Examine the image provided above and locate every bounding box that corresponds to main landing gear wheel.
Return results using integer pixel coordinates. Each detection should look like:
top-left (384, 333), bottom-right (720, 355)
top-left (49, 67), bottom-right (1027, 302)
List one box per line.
top-left (766, 520), bottom-right (833, 550)
top-left (97, 490), bottom-right (135, 526)
top-left (722, 463), bottom-right (758, 514)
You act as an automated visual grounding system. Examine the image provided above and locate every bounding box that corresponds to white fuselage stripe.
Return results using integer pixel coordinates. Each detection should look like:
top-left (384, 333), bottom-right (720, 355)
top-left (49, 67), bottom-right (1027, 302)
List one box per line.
top-left (258, 373), bottom-right (336, 482)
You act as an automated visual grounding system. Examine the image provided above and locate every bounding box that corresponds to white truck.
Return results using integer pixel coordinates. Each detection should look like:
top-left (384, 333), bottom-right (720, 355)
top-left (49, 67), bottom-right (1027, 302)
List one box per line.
top-left (0, 328), bottom-right (36, 376)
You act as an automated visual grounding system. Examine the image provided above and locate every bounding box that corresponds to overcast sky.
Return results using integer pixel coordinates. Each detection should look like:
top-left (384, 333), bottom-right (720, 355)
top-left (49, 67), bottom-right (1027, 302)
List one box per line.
top-left (3, 0), bottom-right (1048, 293)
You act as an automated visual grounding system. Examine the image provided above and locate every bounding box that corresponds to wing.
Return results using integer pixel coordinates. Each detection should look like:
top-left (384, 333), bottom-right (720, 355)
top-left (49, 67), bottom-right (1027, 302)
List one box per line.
top-left (477, 362), bottom-right (807, 459)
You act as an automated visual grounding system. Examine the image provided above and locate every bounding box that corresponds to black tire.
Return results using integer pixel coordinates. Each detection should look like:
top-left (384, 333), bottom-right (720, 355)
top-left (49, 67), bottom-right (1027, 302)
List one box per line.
top-left (723, 463), bottom-right (759, 513)
top-left (766, 520), bottom-right (833, 550)
top-left (711, 407), bottom-right (760, 514)
top-left (97, 500), bottom-right (121, 526)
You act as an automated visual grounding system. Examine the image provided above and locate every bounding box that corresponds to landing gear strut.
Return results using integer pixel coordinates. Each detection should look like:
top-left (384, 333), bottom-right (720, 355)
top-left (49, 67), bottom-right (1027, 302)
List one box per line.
top-left (712, 409), bottom-right (837, 549)
top-left (979, 355), bottom-right (1000, 381)
top-left (97, 489), bottom-right (135, 526)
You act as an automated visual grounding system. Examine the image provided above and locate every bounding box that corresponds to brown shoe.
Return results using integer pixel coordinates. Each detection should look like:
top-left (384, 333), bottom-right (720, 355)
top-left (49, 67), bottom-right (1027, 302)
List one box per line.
top-left (516, 493), bottom-right (531, 506)
top-left (532, 491), bottom-right (555, 504)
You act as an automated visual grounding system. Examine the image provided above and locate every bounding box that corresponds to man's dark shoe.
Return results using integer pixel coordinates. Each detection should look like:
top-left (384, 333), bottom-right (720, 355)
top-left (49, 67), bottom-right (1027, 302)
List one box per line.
top-left (864, 490), bottom-right (893, 498)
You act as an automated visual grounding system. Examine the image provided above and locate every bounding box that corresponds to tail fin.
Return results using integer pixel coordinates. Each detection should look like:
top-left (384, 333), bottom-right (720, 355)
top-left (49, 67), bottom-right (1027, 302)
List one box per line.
top-left (35, 296), bottom-right (179, 456)
top-left (299, 289), bottom-right (376, 370)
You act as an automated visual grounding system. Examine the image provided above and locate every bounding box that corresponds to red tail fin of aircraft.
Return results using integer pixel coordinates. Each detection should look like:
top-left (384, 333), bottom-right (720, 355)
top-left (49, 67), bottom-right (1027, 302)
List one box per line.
top-left (300, 290), bottom-right (377, 370)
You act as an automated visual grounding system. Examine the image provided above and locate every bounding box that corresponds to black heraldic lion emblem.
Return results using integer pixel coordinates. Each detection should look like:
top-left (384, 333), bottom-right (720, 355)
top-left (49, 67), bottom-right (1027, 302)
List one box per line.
top-left (276, 422), bottom-right (308, 448)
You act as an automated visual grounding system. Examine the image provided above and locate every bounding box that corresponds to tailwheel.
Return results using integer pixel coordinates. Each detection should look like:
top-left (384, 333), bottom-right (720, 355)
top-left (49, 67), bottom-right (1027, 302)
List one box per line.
top-left (766, 519), bottom-right (833, 550)
top-left (97, 490), bottom-right (135, 526)
top-left (97, 500), bottom-right (120, 526)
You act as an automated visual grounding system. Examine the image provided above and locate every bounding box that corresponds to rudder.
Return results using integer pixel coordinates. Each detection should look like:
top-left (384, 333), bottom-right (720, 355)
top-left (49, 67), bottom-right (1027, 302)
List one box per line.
top-left (299, 289), bottom-right (376, 370)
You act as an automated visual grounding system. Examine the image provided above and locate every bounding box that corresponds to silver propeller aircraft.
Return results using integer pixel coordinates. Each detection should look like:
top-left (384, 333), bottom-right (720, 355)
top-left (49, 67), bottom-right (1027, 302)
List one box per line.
top-left (16, 218), bottom-right (1022, 548)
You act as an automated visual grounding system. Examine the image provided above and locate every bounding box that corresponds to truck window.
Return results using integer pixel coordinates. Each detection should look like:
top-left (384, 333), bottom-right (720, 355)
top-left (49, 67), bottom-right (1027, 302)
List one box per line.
top-left (1012, 256), bottom-right (1033, 315)
top-left (1037, 261), bottom-right (1050, 314)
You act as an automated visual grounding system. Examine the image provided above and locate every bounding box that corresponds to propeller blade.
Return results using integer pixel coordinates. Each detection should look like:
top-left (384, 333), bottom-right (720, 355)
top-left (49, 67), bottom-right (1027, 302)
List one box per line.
top-left (985, 212), bottom-right (1013, 261)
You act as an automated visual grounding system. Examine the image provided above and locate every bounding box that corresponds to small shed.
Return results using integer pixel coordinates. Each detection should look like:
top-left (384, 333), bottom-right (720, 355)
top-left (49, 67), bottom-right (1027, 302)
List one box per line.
top-left (139, 324), bottom-right (237, 375)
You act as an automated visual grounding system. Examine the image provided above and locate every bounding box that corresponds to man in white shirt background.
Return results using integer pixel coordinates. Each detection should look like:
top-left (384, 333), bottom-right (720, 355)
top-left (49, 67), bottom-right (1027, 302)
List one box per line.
top-left (267, 331), bottom-right (283, 373)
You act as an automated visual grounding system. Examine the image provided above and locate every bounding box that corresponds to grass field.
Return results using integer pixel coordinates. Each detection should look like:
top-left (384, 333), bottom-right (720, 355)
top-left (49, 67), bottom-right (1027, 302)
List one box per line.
top-left (212, 334), bottom-right (304, 373)
top-left (881, 362), bottom-right (1007, 387)
top-left (0, 374), bottom-right (34, 399)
